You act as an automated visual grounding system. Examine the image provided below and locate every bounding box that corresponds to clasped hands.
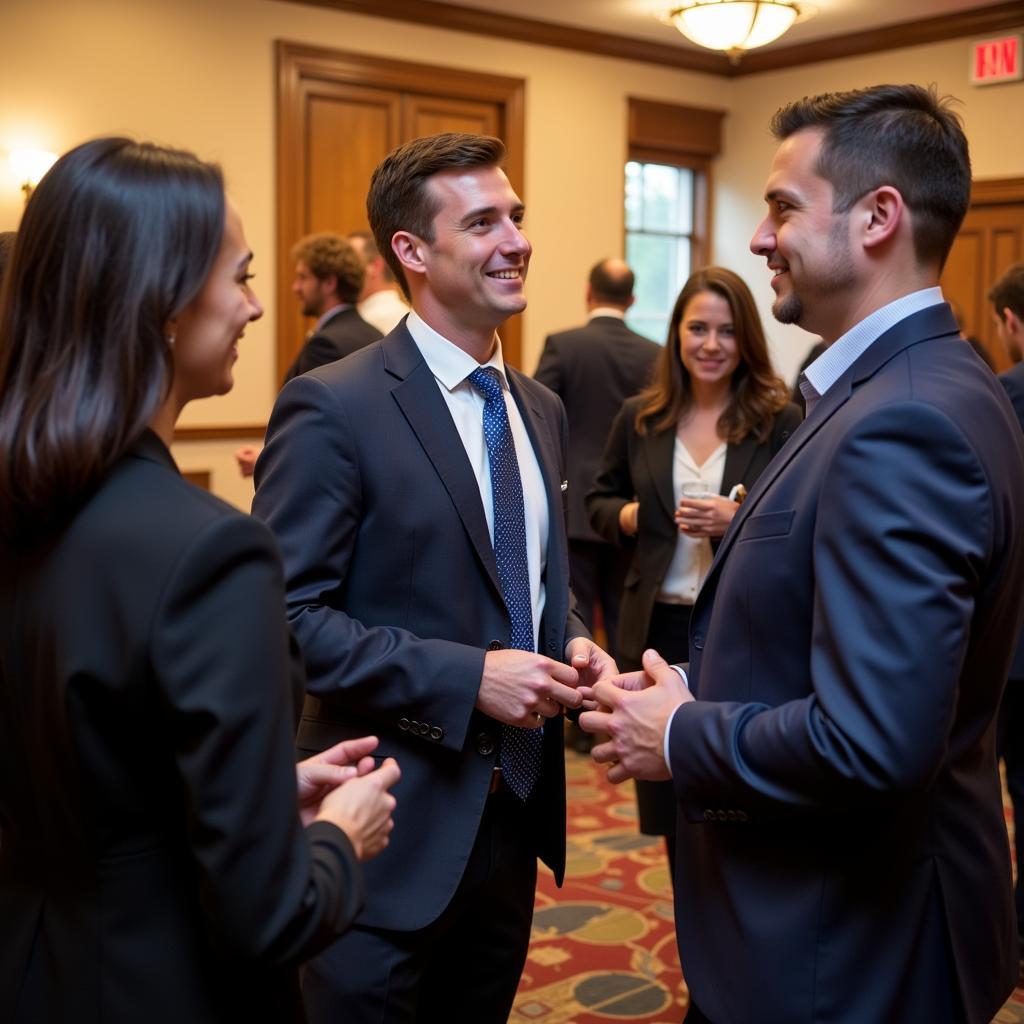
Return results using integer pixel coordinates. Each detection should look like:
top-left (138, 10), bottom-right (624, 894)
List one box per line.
top-left (476, 637), bottom-right (616, 728)
top-left (578, 648), bottom-right (694, 784)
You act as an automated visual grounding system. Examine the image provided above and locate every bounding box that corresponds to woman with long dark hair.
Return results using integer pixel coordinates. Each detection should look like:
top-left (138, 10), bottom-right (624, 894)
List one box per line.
top-left (0, 137), bottom-right (399, 1022)
top-left (587, 266), bottom-right (801, 879)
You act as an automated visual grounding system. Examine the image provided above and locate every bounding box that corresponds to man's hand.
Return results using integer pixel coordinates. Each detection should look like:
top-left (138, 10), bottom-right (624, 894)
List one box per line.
top-left (296, 735), bottom-right (379, 827)
top-left (477, 649), bottom-right (582, 727)
top-left (315, 757), bottom-right (401, 861)
top-left (566, 636), bottom-right (618, 710)
top-left (579, 649), bottom-right (693, 784)
top-left (235, 445), bottom-right (260, 479)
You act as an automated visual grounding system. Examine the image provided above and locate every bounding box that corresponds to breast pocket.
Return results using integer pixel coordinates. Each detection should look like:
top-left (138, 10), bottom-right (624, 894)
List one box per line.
top-left (738, 509), bottom-right (795, 542)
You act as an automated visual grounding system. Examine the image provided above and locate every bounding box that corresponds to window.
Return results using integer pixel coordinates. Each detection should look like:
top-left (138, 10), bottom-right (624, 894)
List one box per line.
top-left (624, 98), bottom-right (724, 345)
top-left (625, 161), bottom-right (696, 343)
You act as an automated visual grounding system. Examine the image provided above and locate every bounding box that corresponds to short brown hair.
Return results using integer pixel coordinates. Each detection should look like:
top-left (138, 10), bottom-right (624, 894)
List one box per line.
top-left (771, 84), bottom-right (970, 271)
top-left (366, 133), bottom-right (506, 297)
top-left (635, 266), bottom-right (790, 444)
top-left (347, 229), bottom-right (395, 283)
top-left (290, 233), bottom-right (365, 304)
top-left (990, 263), bottom-right (1024, 322)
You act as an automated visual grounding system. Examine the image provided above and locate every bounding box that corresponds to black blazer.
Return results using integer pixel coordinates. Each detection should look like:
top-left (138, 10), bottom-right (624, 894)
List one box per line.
top-left (674, 306), bottom-right (1024, 1023)
top-left (534, 316), bottom-right (659, 542)
top-left (1001, 361), bottom-right (1024, 680)
top-left (587, 397), bottom-right (801, 667)
top-left (0, 433), bottom-right (362, 1023)
top-left (284, 305), bottom-right (383, 383)
top-left (253, 322), bottom-right (588, 933)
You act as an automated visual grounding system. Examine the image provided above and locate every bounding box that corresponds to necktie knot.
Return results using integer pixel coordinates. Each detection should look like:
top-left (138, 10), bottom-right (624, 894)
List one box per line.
top-left (468, 366), bottom-right (503, 403)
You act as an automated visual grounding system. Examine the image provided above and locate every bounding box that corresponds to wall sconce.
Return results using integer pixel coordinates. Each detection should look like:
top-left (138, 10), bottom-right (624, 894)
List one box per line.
top-left (8, 148), bottom-right (58, 201)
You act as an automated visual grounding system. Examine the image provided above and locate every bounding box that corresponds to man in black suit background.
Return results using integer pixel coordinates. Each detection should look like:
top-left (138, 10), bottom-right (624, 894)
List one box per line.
top-left (283, 232), bottom-right (383, 382)
top-left (534, 259), bottom-right (659, 663)
top-left (253, 133), bottom-right (614, 1024)
top-left (992, 261), bottom-right (1024, 974)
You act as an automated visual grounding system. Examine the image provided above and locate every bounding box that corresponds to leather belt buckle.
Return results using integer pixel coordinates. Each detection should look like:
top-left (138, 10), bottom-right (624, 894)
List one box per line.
top-left (488, 766), bottom-right (502, 795)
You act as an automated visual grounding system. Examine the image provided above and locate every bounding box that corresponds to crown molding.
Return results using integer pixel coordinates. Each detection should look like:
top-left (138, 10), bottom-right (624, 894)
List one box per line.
top-left (173, 424), bottom-right (266, 441)
top-left (275, 0), bottom-right (1023, 78)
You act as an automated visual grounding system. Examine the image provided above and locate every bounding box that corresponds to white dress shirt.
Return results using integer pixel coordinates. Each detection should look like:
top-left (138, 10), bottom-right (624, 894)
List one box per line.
top-left (357, 289), bottom-right (409, 335)
top-left (405, 310), bottom-right (549, 648)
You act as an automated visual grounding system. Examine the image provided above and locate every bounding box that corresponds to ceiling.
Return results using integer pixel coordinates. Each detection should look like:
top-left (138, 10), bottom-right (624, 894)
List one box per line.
top-left (439, 0), bottom-right (1009, 53)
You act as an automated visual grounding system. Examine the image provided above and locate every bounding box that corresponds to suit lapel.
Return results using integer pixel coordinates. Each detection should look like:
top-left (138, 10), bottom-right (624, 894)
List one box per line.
top-left (643, 427), bottom-right (677, 520)
top-left (721, 434), bottom-right (758, 495)
top-left (703, 303), bottom-right (960, 590)
top-left (384, 327), bottom-right (504, 599)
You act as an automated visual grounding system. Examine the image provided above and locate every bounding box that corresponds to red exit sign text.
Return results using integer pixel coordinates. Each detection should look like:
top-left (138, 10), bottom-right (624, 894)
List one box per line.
top-left (971, 36), bottom-right (1022, 85)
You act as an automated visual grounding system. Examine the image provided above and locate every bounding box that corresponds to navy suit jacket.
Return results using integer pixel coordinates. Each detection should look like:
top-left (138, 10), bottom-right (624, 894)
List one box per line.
top-left (670, 305), bottom-right (1024, 1023)
top-left (283, 306), bottom-right (383, 383)
top-left (1000, 362), bottom-right (1024, 680)
top-left (253, 323), bottom-right (587, 932)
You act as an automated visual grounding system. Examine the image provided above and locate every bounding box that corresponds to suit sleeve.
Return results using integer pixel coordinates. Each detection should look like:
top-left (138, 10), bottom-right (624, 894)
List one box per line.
top-left (252, 373), bottom-right (485, 754)
top-left (151, 513), bottom-right (363, 965)
top-left (671, 401), bottom-right (991, 819)
top-left (533, 336), bottom-right (563, 394)
top-left (585, 404), bottom-right (636, 546)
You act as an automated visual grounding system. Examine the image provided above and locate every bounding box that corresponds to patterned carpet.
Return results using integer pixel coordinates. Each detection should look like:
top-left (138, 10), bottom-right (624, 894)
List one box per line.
top-left (513, 748), bottom-right (1024, 1024)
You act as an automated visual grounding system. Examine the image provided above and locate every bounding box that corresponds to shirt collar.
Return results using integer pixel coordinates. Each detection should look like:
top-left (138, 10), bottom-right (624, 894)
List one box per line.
top-left (313, 302), bottom-right (349, 332)
top-left (588, 307), bottom-right (626, 321)
top-left (406, 309), bottom-right (508, 392)
top-left (803, 287), bottom-right (945, 398)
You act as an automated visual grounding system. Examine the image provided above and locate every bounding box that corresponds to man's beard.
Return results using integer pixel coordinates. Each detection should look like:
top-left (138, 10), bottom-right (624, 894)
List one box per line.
top-left (771, 221), bottom-right (855, 328)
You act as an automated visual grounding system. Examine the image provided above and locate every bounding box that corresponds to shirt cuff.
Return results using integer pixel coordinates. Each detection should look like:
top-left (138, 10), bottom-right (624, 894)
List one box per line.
top-left (662, 665), bottom-right (689, 777)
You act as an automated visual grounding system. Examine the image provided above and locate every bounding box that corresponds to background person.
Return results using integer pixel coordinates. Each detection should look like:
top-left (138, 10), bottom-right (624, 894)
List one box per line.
top-left (0, 137), bottom-right (399, 1023)
top-left (347, 229), bottom-right (409, 334)
top-left (587, 265), bottom-right (799, 879)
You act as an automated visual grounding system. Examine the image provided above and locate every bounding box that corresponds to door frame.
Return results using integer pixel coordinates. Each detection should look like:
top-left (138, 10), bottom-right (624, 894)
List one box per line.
top-left (276, 41), bottom-right (527, 376)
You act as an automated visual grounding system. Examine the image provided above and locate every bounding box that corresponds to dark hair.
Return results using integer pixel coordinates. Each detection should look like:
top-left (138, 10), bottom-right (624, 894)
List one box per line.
top-left (291, 232), bottom-right (365, 303)
top-left (0, 137), bottom-right (225, 538)
top-left (771, 84), bottom-right (970, 270)
top-left (347, 229), bottom-right (396, 283)
top-left (366, 132), bottom-right (506, 298)
top-left (990, 262), bottom-right (1024, 321)
top-left (589, 258), bottom-right (634, 306)
top-left (635, 266), bottom-right (789, 443)
top-left (0, 231), bottom-right (16, 286)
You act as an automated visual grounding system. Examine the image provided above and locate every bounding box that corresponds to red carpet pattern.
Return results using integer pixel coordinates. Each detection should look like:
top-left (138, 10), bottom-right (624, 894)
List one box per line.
top-left (514, 749), bottom-right (1024, 1024)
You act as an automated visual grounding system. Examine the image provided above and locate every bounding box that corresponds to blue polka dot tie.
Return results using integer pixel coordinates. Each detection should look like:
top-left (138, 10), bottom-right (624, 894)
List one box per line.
top-left (468, 367), bottom-right (543, 801)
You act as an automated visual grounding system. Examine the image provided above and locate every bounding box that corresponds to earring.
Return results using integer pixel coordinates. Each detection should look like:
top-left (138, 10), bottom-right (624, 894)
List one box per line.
top-left (166, 334), bottom-right (176, 347)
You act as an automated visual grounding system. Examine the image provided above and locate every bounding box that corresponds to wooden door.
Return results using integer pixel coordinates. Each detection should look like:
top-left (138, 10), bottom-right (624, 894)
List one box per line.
top-left (277, 44), bottom-right (525, 380)
top-left (941, 179), bottom-right (1024, 371)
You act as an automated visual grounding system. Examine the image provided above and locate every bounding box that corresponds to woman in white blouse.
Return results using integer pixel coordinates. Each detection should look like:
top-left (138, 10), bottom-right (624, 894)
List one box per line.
top-left (586, 266), bottom-right (800, 881)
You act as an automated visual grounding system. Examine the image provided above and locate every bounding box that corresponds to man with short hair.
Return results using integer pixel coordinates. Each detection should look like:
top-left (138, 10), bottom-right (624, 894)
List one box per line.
top-left (534, 258), bottom-right (659, 664)
top-left (254, 133), bottom-right (614, 1024)
top-left (283, 232), bottom-right (382, 382)
top-left (347, 229), bottom-right (409, 334)
top-left (583, 84), bottom-right (1024, 1023)
top-left (992, 260), bottom-right (1024, 976)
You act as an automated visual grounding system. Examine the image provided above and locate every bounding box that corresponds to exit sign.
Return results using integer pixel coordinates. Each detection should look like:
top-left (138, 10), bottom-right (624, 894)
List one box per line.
top-left (971, 35), bottom-right (1022, 85)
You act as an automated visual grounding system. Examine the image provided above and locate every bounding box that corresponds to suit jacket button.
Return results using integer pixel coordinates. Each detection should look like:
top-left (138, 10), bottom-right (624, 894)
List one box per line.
top-left (547, 640), bottom-right (558, 653)
top-left (398, 718), bottom-right (411, 731)
top-left (717, 810), bottom-right (728, 822)
top-left (727, 810), bottom-right (738, 822)
top-left (417, 722), bottom-right (429, 736)
top-left (692, 632), bottom-right (705, 650)
top-left (429, 726), bottom-right (443, 741)
top-left (477, 732), bottom-right (496, 756)
top-left (703, 809), bottom-right (714, 821)
top-left (737, 811), bottom-right (749, 822)
top-left (486, 640), bottom-right (503, 651)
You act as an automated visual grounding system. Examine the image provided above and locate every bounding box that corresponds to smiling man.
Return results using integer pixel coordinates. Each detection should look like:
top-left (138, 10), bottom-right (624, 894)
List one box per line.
top-left (253, 133), bottom-right (614, 1024)
top-left (581, 85), bottom-right (1024, 1023)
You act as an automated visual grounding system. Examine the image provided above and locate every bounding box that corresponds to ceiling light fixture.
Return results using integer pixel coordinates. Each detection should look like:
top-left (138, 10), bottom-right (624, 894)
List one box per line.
top-left (661, 1), bottom-right (812, 64)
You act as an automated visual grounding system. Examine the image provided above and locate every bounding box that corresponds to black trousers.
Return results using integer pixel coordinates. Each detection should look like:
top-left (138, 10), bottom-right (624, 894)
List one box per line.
top-left (302, 786), bottom-right (537, 1024)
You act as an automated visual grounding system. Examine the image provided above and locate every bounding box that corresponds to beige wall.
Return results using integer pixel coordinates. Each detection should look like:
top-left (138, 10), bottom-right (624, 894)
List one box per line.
top-left (1, 0), bottom-right (1021, 507)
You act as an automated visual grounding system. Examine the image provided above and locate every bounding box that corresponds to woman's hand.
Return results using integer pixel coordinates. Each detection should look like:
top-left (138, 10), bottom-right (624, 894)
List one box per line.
top-left (675, 495), bottom-right (739, 538)
top-left (618, 501), bottom-right (639, 537)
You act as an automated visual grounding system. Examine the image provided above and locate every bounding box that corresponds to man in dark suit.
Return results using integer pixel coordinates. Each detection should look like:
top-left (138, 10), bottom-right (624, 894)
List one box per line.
top-left (283, 232), bottom-right (383, 383)
top-left (253, 132), bottom-right (614, 1024)
top-left (534, 258), bottom-right (659, 662)
top-left (992, 261), bottom-right (1024, 974)
top-left (582, 84), bottom-right (1024, 1024)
